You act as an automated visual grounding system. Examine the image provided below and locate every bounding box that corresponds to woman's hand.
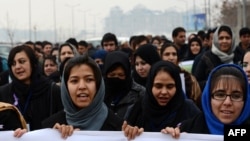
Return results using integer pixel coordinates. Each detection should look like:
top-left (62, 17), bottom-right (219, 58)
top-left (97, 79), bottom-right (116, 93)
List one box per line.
top-left (161, 127), bottom-right (180, 139)
top-left (53, 123), bottom-right (79, 139)
top-left (13, 128), bottom-right (27, 138)
top-left (122, 121), bottom-right (144, 140)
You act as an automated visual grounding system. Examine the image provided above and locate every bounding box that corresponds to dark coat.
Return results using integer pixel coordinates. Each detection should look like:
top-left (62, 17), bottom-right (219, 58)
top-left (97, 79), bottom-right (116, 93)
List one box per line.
top-left (0, 70), bottom-right (9, 86)
top-left (42, 109), bottom-right (123, 131)
top-left (103, 51), bottom-right (145, 120)
top-left (0, 80), bottom-right (63, 131)
top-left (179, 113), bottom-right (210, 134)
top-left (127, 61), bottom-right (201, 132)
top-left (127, 98), bottom-right (201, 132)
top-left (180, 112), bottom-right (250, 134)
top-left (193, 50), bottom-right (241, 90)
top-left (235, 42), bottom-right (250, 61)
top-left (105, 81), bottom-right (145, 120)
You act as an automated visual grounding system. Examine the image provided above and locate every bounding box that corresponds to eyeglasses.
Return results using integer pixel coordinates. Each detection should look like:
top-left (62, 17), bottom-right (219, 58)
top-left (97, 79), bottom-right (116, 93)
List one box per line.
top-left (212, 92), bottom-right (244, 102)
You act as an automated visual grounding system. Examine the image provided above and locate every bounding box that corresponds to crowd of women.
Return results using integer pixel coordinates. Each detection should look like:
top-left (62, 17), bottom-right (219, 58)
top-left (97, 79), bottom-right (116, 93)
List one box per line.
top-left (1, 24), bottom-right (250, 140)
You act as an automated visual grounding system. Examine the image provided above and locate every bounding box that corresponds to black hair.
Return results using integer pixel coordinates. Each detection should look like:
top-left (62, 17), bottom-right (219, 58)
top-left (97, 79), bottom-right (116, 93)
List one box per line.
top-left (63, 55), bottom-right (102, 90)
top-left (42, 41), bottom-right (53, 49)
top-left (218, 25), bottom-right (232, 37)
top-left (42, 55), bottom-right (58, 75)
top-left (160, 42), bottom-right (180, 62)
top-left (78, 40), bottom-right (88, 47)
top-left (197, 30), bottom-right (206, 40)
top-left (172, 27), bottom-right (186, 37)
top-left (239, 27), bottom-right (250, 37)
top-left (66, 38), bottom-right (78, 49)
top-left (8, 45), bottom-right (39, 80)
top-left (101, 32), bottom-right (118, 47)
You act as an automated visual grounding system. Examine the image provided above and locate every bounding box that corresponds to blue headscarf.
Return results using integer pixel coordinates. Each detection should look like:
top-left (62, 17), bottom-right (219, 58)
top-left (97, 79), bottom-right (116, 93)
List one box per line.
top-left (202, 64), bottom-right (250, 135)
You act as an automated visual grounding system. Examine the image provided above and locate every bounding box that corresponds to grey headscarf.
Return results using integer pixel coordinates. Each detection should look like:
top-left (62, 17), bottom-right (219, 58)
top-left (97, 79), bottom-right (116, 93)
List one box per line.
top-left (61, 66), bottom-right (108, 130)
top-left (58, 42), bottom-right (80, 63)
top-left (211, 25), bottom-right (236, 63)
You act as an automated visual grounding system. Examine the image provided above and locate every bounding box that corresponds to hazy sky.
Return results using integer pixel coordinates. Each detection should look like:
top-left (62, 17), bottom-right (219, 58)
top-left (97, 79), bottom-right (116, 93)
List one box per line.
top-left (0, 0), bottom-right (218, 41)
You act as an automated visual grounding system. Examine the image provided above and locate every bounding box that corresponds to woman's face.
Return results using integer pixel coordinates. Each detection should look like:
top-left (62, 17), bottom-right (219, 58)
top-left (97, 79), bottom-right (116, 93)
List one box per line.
top-left (44, 59), bottom-right (58, 76)
top-left (242, 52), bottom-right (250, 83)
top-left (161, 47), bottom-right (178, 65)
top-left (211, 76), bottom-right (244, 124)
top-left (190, 41), bottom-right (201, 55)
top-left (11, 51), bottom-right (32, 84)
top-left (60, 46), bottom-right (74, 62)
top-left (152, 70), bottom-right (176, 106)
top-left (135, 56), bottom-right (151, 78)
top-left (218, 31), bottom-right (232, 53)
top-left (67, 64), bottom-right (97, 109)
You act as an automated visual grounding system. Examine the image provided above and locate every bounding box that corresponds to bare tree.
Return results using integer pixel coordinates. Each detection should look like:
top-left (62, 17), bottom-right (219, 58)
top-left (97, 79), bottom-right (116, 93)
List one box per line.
top-left (213, 0), bottom-right (250, 27)
top-left (5, 13), bottom-right (15, 47)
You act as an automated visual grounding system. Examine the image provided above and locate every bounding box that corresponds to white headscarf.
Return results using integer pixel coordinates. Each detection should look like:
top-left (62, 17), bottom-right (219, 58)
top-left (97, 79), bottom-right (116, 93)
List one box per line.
top-left (211, 25), bottom-right (236, 63)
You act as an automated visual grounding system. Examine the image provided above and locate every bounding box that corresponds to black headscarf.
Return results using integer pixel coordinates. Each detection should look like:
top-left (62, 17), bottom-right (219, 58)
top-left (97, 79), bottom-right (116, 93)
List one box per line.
top-left (184, 37), bottom-right (202, 61)
top-left (132, 44), bottom-right (161, 86)
top-left (103, 51), bottom-right (132, 106)
top-left (142, 60), bottom-right (185, 131)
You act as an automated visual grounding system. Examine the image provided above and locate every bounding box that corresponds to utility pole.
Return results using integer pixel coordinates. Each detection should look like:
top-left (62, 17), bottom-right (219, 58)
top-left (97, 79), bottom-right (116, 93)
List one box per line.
top-left (78, 9), bottom-right (91, 39)
top-left (205, 0), bottom-right (207, 29)
top-left (28, 0), bottom-right (32, 41)
top-left (66, 4), bottom-right (80, 37)
top-left (242, 0), bottom-right (246, 27)
top-left (193, 0), bottom-right (197, 31)
top-left (208, 0), bottom-right (211, 28)
top-left (34, 25), bottom-right (37, 42)
top-left (53, 0), bottom-right (57, 43)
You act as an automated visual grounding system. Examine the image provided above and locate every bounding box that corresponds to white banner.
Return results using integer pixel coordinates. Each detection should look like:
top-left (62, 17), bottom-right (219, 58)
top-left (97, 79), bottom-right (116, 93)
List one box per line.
top-left (0, 128), bottom-right (223, 141)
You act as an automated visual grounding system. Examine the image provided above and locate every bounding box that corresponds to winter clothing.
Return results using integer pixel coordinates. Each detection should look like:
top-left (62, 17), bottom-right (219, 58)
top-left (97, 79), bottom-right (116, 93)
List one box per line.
top-left (180, 64), bottom-right (250, 135)
top-left (194, 25), bottom-right (241, 90)
top-left (127, 61), bottom-right (200, 132)
top-left (132, 44), bottom-right (161, 86)
top-left (104, 51), bottom-right (145, 120)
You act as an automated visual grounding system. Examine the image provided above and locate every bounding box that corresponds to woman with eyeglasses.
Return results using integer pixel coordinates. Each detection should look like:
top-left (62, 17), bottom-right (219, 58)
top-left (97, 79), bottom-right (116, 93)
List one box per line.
top-left (162, 64), bottom-right (250, 137)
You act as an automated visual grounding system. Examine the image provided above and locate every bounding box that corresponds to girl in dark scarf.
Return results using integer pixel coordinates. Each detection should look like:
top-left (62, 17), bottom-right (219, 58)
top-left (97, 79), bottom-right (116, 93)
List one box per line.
top-left (182, 37), bottom-right (202, 61)
top-left (0, 45), bottom-right (63, 130)
top-left (160, 43), bottom-right (201, 109)
top-left (103, 51), bottom-right (145, 120)
top-left (132, 44), bottom-right (161, 86)
top-left (127, 60), bottom-right (200, 132)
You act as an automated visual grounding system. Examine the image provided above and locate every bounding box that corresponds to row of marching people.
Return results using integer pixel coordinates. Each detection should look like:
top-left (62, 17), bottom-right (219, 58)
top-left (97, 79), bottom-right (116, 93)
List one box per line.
top-left (1, 24), bottom-right (250, 139)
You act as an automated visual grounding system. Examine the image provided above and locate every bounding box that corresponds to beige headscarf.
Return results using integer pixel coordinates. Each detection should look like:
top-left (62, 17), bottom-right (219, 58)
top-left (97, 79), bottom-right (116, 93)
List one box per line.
top-left (0, 102), bottom-right (27, 129)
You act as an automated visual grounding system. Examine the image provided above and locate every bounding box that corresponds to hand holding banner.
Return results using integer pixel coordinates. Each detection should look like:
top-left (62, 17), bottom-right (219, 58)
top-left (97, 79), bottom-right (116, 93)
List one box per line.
top-left (0, 128), bottom-right (223, 141)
